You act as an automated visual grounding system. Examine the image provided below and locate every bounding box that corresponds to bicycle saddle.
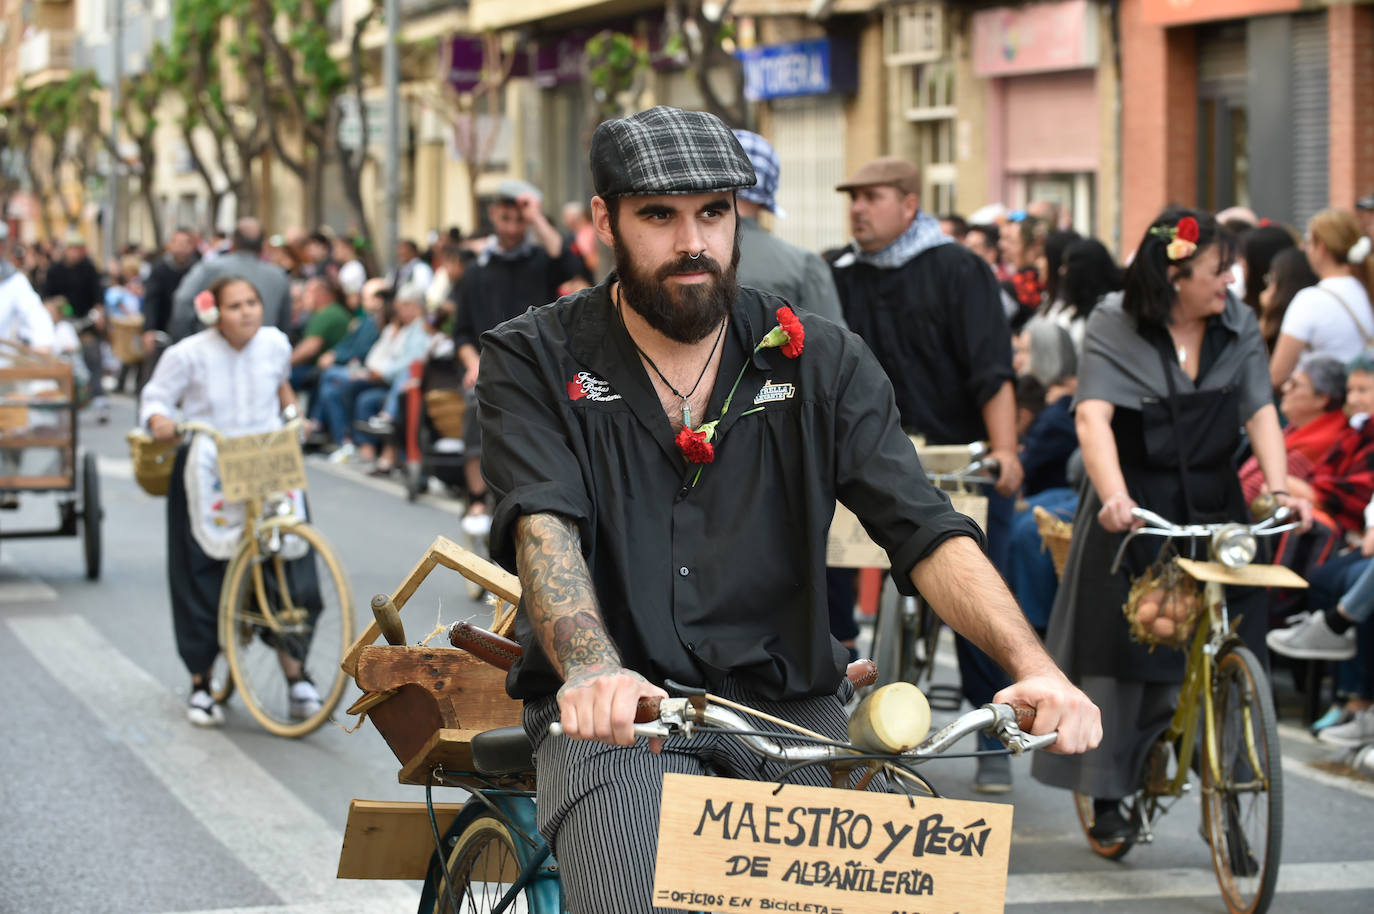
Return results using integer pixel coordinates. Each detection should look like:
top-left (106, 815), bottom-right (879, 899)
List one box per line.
top-left (470, 726), bottom-right (535, 776)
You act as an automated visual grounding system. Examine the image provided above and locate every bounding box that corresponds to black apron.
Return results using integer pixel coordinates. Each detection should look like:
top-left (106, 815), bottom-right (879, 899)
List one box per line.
top-left (1073, 332), bottom-right (1260, 682)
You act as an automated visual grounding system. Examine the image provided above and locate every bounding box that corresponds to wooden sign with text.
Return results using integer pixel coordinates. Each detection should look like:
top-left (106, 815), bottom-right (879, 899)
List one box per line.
top-left (216, 427), bottom-right (307, 502)
top-left (652, 773), bottom-right (1013, 914)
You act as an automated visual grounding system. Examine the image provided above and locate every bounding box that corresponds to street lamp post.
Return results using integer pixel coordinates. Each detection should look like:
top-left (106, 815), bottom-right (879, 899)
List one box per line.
top-left (383, 0), bottom-right (399, 276)
top-left (106, 0), bottom-right (124, 263)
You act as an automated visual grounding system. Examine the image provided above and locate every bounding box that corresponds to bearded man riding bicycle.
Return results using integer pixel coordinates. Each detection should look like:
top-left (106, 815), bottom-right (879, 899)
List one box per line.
top-left (475, 107), bottom-right (1102, 914)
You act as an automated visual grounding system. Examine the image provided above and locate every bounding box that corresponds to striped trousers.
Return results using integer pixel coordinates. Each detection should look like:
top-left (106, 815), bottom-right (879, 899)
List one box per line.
top-left (523, 677), bottom-right (874, 914)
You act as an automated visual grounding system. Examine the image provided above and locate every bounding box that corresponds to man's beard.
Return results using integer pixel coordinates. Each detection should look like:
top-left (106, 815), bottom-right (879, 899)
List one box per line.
top-left (615, 236), bottom-right (739, 344)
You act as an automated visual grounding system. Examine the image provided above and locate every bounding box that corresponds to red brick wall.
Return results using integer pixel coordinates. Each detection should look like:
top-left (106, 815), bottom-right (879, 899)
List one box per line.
top-left (1329, 3), bottom-right (1374, 211)
top-left (1119, 0), bottom-right (1198, 253)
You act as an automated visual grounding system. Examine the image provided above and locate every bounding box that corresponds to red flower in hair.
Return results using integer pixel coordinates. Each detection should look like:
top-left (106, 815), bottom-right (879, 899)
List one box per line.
top-left (1176, 216), bottom-right (1200, 244)
top-left (675, 426), bottom-right (715, 464)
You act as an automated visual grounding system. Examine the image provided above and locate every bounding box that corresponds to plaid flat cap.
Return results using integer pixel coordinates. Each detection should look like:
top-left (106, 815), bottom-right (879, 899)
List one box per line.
top-left (590, 106), bottom-right (756, 198)
top-left (732, 130), bottom-right (786, 218)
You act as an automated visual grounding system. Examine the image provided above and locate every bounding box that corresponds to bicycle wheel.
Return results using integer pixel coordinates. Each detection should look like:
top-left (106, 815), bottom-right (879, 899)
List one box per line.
top-left (871, 590), bottom-right (940, 689)
top-left (1072, 792), bottom-right (1136, 860)
top-left (219, 523), bottom-right (354, 737)
top-left (1203, 645), bottom-right (1282, 914)
top-left (420, 815), bottom-right (541, 914)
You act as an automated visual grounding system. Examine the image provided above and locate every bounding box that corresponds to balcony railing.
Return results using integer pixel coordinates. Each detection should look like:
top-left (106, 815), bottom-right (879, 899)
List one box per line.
top-left (19, 29), bottom-right (75, 77)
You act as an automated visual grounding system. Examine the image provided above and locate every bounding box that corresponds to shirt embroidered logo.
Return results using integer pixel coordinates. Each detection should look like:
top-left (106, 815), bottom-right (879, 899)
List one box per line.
top-left (753, 380), bottom-right (795, 405)
top-left (567, 371), bottom-right (622, 403)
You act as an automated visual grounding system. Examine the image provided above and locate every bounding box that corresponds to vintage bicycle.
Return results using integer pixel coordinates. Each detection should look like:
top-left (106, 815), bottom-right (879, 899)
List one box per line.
top-left (172, 419), bottom-right (356, 737)
top-left (1072, 502), bottom-right (1304, 914)
top-left (335, 537), bottom-right (1055, 914)
top-left (415, 680), bottom-right (1051, 914)
top-left (863, 443), bottom-right (999, 707)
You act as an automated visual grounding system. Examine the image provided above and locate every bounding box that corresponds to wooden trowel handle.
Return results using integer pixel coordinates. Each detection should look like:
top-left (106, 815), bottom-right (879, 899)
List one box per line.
top-left (370, 593), bottom-right (406, 646)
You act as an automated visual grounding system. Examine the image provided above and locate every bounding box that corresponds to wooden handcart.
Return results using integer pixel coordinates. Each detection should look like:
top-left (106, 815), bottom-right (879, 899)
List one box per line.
top-left (0, 340), bottom-right (102, 578)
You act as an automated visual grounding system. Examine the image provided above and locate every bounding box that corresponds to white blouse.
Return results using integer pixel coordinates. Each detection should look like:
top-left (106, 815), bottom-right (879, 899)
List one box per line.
top-left (139, 327), bottom-right (291, 435)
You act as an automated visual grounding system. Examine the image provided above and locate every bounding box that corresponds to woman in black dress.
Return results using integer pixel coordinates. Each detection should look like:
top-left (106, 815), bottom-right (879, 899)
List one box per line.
top-left (1030, 209), bottom-right (1311, 840)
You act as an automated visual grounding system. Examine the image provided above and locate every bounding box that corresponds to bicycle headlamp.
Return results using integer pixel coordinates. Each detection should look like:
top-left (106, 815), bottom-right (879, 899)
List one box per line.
top-left (1213, 524), bottom-right (1257, 569)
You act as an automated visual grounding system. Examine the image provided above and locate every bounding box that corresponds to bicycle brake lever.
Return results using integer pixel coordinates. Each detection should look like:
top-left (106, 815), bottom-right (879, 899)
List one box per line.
top-left (1003, 730), bottom-right (1059, 754)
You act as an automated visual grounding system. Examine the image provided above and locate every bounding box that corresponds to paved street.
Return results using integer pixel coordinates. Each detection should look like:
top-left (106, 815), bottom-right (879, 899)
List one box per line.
top-left (2, 397), bottom-right (1373, 913)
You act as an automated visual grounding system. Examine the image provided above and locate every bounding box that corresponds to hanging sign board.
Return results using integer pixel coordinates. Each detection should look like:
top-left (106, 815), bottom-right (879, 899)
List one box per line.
top-left (652, 773), bottom-right (1014, 914)
top-left (216, 427), bottom-right (307, 502)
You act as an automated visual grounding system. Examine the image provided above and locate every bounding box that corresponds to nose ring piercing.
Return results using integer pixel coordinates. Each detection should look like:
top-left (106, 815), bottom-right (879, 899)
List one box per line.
top-left (689, 251), bottom-right (702, 260)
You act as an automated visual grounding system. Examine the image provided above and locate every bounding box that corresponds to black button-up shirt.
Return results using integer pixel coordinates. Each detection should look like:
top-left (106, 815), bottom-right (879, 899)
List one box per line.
top-left (832, 244), bottom-right (1014, 445)
top-left (477, 278), bottom-right (983, 702)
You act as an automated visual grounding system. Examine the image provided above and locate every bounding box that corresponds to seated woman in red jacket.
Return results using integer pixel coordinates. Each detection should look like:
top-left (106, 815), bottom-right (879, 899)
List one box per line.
top-left (1239, 355), bottom-right (1347, 503)
top-left (1282, 357), bottom-right (1374, 535)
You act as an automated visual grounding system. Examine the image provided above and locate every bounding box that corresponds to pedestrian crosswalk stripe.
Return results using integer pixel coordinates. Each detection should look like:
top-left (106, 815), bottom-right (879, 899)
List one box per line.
top-left (1005, 859), bottom-right (1374, 903)
top-left (0, 559), bottom-right (58, 603)
top-left (7, 613), bottom-right (419, 910)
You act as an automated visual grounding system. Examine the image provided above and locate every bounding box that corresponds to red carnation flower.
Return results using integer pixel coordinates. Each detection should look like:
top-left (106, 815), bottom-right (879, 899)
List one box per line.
top-left (1176, 216), bottom-right (1200, 243)
top-left (675, 426), bottom-right (715, 464)
top-left (776, 306), bottom-right (805, 358)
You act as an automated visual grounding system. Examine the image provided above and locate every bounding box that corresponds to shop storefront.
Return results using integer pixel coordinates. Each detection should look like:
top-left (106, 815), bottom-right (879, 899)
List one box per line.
top-left (969, 0), bottom-right (1106, 234)
top-left (1190, 8), bottom-right (1330, 229)
top-left (739, 36), bottom-right (857, 254)
top-left (1120, 0), bottom-right (1373, 244)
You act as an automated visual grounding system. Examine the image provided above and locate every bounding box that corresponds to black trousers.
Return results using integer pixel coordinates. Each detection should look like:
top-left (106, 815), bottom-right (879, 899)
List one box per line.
top-left (166, 445), bottom-right (325, 678)
top-left (166, 445), bottom-right (228, 676)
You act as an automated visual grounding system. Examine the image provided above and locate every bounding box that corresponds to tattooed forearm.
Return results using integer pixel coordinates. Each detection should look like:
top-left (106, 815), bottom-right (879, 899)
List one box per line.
top-left (515, 513), bottom-right (621, 679)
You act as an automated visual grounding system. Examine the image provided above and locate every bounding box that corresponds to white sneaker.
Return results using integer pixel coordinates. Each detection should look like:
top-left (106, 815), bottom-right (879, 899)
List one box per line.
top-left (1318, 707), bottom-right (1374, 747)
top-left (328, 442), bottom-right (357, 465)
top-left (288, 679), bottom-right (323, 721)
top-left (1266, 611), bottom-right (1357, 661)
top-left (187, 688), bottom-right (224, 728)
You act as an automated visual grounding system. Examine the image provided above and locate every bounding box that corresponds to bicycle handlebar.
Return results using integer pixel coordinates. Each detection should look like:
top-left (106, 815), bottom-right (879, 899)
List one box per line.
top-left (177, 418), bottom-right (302, 441)
top-left (548, 697), bottom-right (1056, 763)
top-left (1109, 505), bottom-right (1298, 575)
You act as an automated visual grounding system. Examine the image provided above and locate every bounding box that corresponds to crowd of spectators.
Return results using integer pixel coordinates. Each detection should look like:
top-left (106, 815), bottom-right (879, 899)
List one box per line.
top-left (7, 146), bottom-right (1374, 776)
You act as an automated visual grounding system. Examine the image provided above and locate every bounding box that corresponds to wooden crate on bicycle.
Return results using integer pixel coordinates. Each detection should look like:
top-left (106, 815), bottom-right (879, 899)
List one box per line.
top-left (341, 534), bottom-right (526, 787)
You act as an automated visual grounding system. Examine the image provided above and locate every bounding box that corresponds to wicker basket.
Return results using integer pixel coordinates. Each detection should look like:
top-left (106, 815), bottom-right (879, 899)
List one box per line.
top-left (126, 429), bottom-right (178, 496)
top-left (1033, 506), bottom-right (1074, 578)
top-left (424, 389), bottom-right (467, 439)
top-left (109, 315), bottom-right (145, 365)
top-left (1123, 554), bottom-right (1203, 650)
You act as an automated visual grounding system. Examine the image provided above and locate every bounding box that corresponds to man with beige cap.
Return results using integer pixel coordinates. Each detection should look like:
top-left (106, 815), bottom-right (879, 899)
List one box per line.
top-left (831, 155), bottom-right (1024, 793)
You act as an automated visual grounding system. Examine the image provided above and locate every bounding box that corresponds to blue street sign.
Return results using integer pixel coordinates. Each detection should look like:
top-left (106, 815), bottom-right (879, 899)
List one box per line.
top-left (737, 38), bottom-right (857, 102)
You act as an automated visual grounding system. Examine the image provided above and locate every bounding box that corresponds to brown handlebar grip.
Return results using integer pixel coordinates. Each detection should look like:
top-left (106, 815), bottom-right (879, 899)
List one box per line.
top-left (370, 593), bottom-right (406, 646)
top-left (634, 695), bottom-right (663, 723)
top-left (1013, 703), bottom-right (1036, 728)
top-left (846, 659), bottom-right (877, 689)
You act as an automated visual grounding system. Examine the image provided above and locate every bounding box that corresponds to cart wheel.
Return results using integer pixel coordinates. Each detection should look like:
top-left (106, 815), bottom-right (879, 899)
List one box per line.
top-left (82, 451), bottom-right (102, 580)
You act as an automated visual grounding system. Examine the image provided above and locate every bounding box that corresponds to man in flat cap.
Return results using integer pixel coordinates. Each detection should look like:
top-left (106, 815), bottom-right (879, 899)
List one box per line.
top-left (477, 106), bottom-right (1099, 913)
top-left (832, 157), bottom-right (1024, 793)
